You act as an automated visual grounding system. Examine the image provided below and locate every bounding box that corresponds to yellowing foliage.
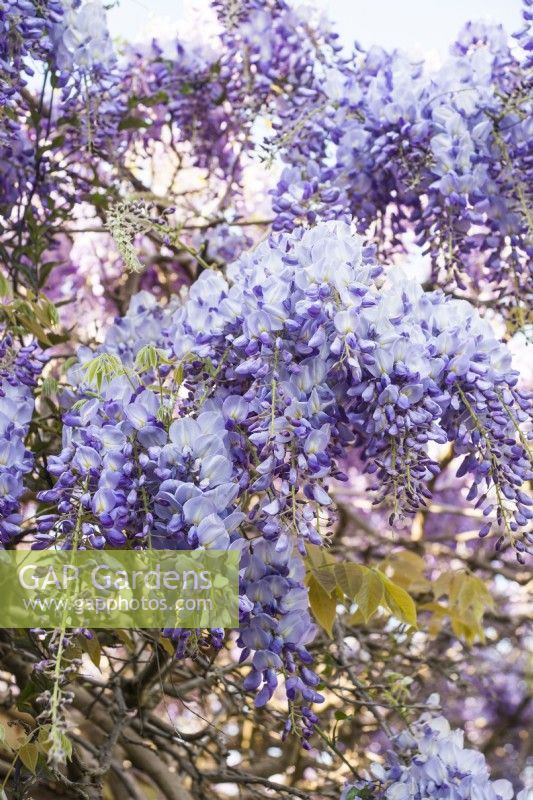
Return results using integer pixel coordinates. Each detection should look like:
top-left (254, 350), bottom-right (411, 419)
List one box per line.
top-left (305, 547), bottom-right (494, 646)
top-left (305, 545), bottom-right (418, 634)
top-left (422, 571), bottom-right (495, 646)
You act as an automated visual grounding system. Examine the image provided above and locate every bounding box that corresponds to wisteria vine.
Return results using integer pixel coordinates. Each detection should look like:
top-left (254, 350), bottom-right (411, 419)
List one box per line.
top-left (32, 222), bottom-right (532, 745)
top-left (0, 0), bottom-right (531, 795)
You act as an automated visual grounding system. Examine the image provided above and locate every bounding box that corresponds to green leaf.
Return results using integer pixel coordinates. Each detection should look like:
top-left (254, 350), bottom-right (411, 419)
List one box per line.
top-left (87, 192), bottom-right (110, 208)
top-left (49, 134), bottom-right (65, 149)
top-left (134, 344), bottom-right (166, 372)
top-left (379, 573), bottom-right (417, 627)
top-left (118, 116), bottom-right (151, 130)
top-left (174, 363), bottom-right (184, 385)
top-left (59, 731), bottom-right (73, 761)
top-left (63, 356), bottom-right (79, 372)
top-left (334, 710), bottom-right (349, 721)
top-left (37, 726), bottom-right (52, 752)
top-left (0, 272), bottom-right (10, 298)
top-left (38, 260), bottom-right (58, 288)
top-left (16, 314), bottom-right (52, 346)
top-left (46, 331), bottom-right (71, 345)
top-left (81, 633), bottom-right (102, 670)
top-left (18, 742), bottom-right (38, 773)
top-left (307, 574), bottom-right (337, 637)
top-left (41, 377), bottom-right (58, 398)
top-left (128, 90), bottom-right (169, 108)
top-left (83, 353), bottom-right (124, 390)
top-left (17, 675), bottom-right (48, 713)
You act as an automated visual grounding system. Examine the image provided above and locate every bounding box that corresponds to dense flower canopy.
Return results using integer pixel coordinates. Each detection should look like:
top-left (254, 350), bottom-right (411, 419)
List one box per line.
top-left (0, 0), bottom-right (531, 797)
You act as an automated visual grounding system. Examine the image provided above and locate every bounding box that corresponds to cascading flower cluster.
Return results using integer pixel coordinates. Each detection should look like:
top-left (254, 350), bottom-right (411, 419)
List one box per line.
top-left (341, 703), bottom-right (526, 800)
top-left (0, 0), bottom-right (531, 789)
top-left (36, 292), bottom-right (177, 549)
top-left (0, 0), bottom-right (63, 125)
top-left (213, 0), bottom-right (340, 120)
top-left (0, 328), bottom-right (43, 543)
top-left (271, 10), bottom-right (533, 324)
top-left (171, 221), bottom-right (532, 553)
top-left (0, 0), bottom-right (121, 291)
top-left (2, 0), bottom-right (531, 330)
top-left (38, 222), bottom-right (532, 742)
top-left (51, 0), bottom-right (114, 73)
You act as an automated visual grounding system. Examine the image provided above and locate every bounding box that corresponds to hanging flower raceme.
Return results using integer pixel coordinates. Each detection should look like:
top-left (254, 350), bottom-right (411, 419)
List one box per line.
top-left (169, 220), bottom-right (532, 556)
top-left (341, 702), bottom-right (523, 800)
top-left (270, 17), bottom-right (533, 327)
top-left (0, 0), bottom-right (63, 121)
top-left (51, 0), bottom-right (115, 74)
top-left (0, 327), bottom-right (44, 543)
top-left (213, 0), bottom-right (341, 124)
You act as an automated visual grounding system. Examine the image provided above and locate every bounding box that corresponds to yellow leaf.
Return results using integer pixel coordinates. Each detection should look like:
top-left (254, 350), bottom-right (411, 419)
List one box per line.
top-left (307, 574), bottom-right (337, 637)
top-left (334, 563), bottom-right (366, 599)
top-left (345, 609), bottom-right (365, 626)
top-left (451, 615), bottom-right (480, 646)
top-left (379, 550), bottom-right (430, 593)
top-left (0, 272), bottom-right (10, 298)
top-left (353, 570), bottom-right (384, 623)
top-left (116, 629), bottom-right (135, 649)
top-left (433, 571), bottom-right (454, 599)
top-left (379, 574), bottom-right (417, 628)
top-left (159, 636), bottom-right (176, 657)
top-left (429, 571), bottom-right (494, 645)
top-left (305, 543), bottom-right (337, 595)
top-left (37, 726), bottom-right (52, 753)
top-left (420, 601), bottom-right (449, 637)
top-left (0, 714), bottom-right (27, 752)
top-left (103, 782), bottom-right (116, 800)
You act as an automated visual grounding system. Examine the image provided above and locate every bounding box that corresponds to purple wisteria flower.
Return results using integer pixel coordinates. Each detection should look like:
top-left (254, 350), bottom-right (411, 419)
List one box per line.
top-left (0, 329), bottom-right (44, 543)
top-left (39, 220), bottom-right (531, 745)
top-left (268, 12), bottom-right (533, 323)
top-left (341, 701), bottom-right (526, 799)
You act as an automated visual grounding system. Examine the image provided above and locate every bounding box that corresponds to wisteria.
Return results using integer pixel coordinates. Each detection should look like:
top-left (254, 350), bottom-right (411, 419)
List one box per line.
top-left (271, 11), bottom-right (533, 328)
top-left (341, 700), bottom-right (527, 800)
top-left (51, 0), bottom-right (114, 73)
top-left (0, 327), bottom-right (43, 542)
top-left (0, 0), bottom-right (63, 122)
top-left (34, 223), bottom-right (531, 749)
top-left (0, 0), bottom-right (531, 796)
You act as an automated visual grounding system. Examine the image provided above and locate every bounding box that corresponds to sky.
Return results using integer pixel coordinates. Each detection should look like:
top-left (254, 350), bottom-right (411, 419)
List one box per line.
top-left (107, 0), bottom-right (523, 57)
